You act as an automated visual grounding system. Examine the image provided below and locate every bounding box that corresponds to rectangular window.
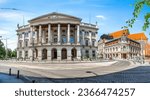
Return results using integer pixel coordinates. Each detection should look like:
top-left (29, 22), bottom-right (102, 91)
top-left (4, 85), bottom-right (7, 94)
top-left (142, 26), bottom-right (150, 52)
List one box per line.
top-left (20, 42), bottom-right (22, 48)
top-left (70, 37), bottom-right (75, 43)
top-left (19, 51), bottom-right (22, 58)
top-left (92, 50), bottom-right (96, 58)
top-left (25, 51), bottom-right (28, 58)
top-left (62, 37), bottom-right (67, 43)
top-left (54, 38), bottom-right (57, 43)
top-left (85, 50), bottom-right (89, 58)
top-left (92, 41), bottom-right (95, 46)
top-left (46, 38), bottom-right (48, 43)
top-left (85, 40), bottom-right (89, 46)
top-left (25, 41), bottom-right (28, 47)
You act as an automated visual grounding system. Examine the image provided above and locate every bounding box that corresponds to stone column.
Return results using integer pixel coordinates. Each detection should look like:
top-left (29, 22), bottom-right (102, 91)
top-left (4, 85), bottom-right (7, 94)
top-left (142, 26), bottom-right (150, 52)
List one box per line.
top-left (22, 50), bottom-right (25, 60)
top-left (67, 24), bottom-right (70, 44)
top-left (57, 24), bottom-right (60, 44)
top-left (89, 31), bottom-right (92, 46)
top-left (47, 48), bottom-right (51, 61)
top-left (17, 50), bottom-right (19, 59)
top-left (48, 24), bottom-right (51, 44)
top-left (81, 49), bottom-right (85, 59)
top-left (57, 48), bottom-right (61, 60)
top-left (67, 48), bottom-right (71, 60)
top-left (39, 25), bottom-right (42, 44)
top-left (22, 33), bottom-right (25, 47)
top-left (38, 48), bottom-right (42, 61)
top-left (29, 49), bottom-right (33, 60)
top-left (77, 47), bottom-right (81, 60)
top-left (89, 49), bottom-right (93, 58)
top-left (42, 30), bottom-right (46, 43)
top-left (30, 26), bottom-right (33, 45)
top-left (82, 31), bottom-right (85, 45)
top-left (34, 31), bottom-right (37, 44)
top-left (77, 25), bottom-right (80, 44)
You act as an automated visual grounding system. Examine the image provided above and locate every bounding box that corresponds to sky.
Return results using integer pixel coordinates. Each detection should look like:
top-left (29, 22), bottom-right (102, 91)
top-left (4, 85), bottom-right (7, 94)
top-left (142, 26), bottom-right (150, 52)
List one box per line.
top-left (0, 0), bottom-right (149, 50)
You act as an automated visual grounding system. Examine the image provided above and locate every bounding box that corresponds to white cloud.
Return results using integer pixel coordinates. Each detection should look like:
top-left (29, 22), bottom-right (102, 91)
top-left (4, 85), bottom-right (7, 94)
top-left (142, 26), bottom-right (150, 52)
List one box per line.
top-left (0, 11), bottom-right (33, 50)
top-left (96, 15), bottom-right (106, 20)
top-left (0, 11), bottom-right (24, 22)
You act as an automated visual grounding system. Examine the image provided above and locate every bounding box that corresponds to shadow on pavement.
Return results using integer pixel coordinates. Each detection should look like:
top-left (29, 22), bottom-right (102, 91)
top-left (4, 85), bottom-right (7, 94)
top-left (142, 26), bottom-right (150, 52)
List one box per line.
top-left (1, 66), bottom-right (150, 83)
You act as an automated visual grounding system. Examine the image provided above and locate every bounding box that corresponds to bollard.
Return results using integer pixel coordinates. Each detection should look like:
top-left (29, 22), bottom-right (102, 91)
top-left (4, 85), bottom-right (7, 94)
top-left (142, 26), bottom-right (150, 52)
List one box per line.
top-left (9, 68), bottom-right (11, 76)
top-left (32, 80), bottom-right (36, 83)
top-left (17, 70), bottom-right (20, 79)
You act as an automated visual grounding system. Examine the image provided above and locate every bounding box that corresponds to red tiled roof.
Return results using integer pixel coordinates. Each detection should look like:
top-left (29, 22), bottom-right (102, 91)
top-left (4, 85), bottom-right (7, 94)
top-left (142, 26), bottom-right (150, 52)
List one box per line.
top-left (109, 29), bottom-right (130, 38)
top-left (128, 33), bottom-right (148, 41)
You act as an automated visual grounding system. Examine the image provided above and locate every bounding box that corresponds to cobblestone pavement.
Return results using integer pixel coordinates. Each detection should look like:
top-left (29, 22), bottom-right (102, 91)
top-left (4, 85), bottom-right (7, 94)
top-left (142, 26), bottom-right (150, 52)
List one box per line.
top-left (48, 66), bottom-right (150, 83)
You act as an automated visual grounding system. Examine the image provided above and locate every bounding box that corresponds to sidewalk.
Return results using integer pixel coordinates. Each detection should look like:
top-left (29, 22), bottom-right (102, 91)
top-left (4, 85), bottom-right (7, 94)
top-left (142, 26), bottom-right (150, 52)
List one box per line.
top-left (0, 73), bottom-right (24, 83)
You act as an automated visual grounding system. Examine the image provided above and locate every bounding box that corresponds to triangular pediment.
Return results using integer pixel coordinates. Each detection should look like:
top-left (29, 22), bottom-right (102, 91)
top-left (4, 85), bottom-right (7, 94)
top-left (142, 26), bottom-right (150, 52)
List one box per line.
top-left (29, 12), bottom-right (82, 23)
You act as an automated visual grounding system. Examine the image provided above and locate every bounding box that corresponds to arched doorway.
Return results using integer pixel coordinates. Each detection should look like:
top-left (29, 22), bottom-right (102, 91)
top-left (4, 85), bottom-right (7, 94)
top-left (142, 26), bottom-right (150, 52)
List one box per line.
top-left (62, 48), bottom-right (67, 60)
top-left (42, 49), bottom-right (47, 60)
top-left (51, 48), bottom-right (57, 60)
top-left (71, 48), bottom-right (77, 59)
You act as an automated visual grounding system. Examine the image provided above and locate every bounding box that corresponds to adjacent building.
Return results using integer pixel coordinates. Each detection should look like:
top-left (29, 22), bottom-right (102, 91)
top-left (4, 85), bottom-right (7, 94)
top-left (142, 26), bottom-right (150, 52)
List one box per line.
top-left (16, 12), bottom-right (98, 61)
top-left (98, 29), bottom-right (150, 60)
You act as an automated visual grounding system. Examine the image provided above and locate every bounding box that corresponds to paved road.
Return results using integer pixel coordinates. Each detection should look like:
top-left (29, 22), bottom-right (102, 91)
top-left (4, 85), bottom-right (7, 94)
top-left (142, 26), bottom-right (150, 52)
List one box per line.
top-left (0, 60), bottom-right (150, 83)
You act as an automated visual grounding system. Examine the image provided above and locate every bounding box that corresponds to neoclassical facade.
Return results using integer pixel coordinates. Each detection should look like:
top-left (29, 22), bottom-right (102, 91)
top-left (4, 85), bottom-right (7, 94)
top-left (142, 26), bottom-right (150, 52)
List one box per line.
top-left (16, 12), bottom-right (98, 61)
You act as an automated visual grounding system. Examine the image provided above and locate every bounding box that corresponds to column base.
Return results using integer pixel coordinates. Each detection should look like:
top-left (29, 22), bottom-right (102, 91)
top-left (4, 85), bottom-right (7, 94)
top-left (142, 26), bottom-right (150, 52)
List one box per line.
top-left (57, 57), bottom-right (61, 60)
top-left (67, 56), bottom-right (71, 61)
top-left (48, 56), bottom-right (52, 61)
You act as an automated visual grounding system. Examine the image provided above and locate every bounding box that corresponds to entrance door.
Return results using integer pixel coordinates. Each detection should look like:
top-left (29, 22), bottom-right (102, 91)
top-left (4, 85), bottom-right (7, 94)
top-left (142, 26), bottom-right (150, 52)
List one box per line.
top-left (52, 48), bottom-right (57, 60)
top-left (71, 48), bottom-right (77, 59)
top-left (123, 54), bottom-right (127, 59)
top-left (42, 49), bottom-right (47, 60)
top-left (61, 48), bottom-right (67, 60)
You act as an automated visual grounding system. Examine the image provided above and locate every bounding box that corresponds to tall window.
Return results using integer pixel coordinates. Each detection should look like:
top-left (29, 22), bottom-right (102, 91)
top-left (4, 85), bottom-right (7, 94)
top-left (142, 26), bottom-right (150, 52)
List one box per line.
top-left (25, 51), bottom-right (28, 58)
top-left (92, 50), bottom-right (96, 58)
top-left (24, 32), bottom-right (29, 38)
top-left (25, 41), bottom-right (28, 47)
top-left (85, 40), bottom-right (89, 46)
top-left (85, 50), bottom-right (89, 58)
top-left (54, 38), bottom-right (57, 43)
top-left (19, 42), bottom-right (22, 48)
top-left (19, 51), bottom-right (22, 58)
top-left (70, 36), bottom-right (75, 43)
top-left (62, 37), bottom-right (67, 43)
top-left (92, 40), bottom-right (95, 46)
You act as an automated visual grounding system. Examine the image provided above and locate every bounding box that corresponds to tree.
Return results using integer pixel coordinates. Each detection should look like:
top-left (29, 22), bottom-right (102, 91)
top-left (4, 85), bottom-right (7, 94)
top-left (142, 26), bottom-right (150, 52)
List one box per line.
top-left (11, 49), bottom-right (17, 58)
top-left (0, 40), bottom-right (6, 59)
top-left (123, 0), bottom-right (150, 31)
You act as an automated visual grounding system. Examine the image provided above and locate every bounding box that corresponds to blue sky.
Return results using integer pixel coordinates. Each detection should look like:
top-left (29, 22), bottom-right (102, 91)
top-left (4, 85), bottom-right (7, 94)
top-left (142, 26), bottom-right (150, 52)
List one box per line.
top-left (0, 0), bottom-right (149, 50)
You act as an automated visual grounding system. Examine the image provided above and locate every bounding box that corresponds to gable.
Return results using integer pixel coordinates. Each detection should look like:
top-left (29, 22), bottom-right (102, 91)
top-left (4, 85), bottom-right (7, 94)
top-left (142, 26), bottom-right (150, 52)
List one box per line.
top-left (28, 12), bottom-right (82, 23)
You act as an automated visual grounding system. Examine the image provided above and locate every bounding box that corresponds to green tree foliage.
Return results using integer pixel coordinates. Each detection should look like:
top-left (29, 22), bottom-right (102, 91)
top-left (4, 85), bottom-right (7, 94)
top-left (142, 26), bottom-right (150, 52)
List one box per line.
top-left (0, 40), bottom-right (6, 59)
top-left (11, 49), bottom-right (17, 58)
top-left (7, 49), bottom-right (17, 58)
top-left (123, 0), bottom-right (150, 31)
